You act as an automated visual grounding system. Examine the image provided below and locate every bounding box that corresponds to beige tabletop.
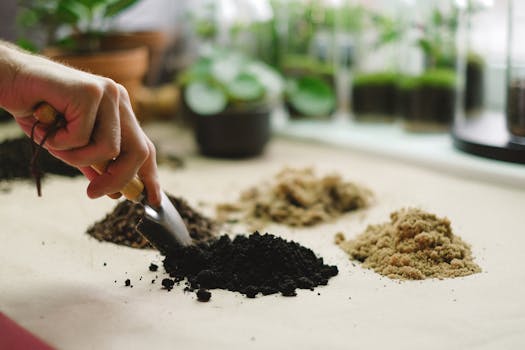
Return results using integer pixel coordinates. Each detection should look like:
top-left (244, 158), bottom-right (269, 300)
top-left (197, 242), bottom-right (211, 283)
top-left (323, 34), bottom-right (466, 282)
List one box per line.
top-left (1, 121), bottom-right (524, 350)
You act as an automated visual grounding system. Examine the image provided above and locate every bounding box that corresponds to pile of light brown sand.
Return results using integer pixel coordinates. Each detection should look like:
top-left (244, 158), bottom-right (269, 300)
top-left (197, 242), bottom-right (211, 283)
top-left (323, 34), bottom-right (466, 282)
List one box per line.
top-left (336, 208), bottom-right (481, 280)
top-left (217, 168), bottom-right (372, 228)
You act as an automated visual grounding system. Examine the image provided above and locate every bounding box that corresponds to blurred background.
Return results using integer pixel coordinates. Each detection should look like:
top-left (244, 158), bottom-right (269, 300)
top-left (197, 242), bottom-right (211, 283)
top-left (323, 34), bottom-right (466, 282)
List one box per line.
top-left (0, 0), bottom-right (523, 164)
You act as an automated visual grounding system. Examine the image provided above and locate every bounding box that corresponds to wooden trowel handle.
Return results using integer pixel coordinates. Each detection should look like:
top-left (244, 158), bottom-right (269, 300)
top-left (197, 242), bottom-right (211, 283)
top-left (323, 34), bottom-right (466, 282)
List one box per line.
top-left (33, 103), bottom-right (144, 202)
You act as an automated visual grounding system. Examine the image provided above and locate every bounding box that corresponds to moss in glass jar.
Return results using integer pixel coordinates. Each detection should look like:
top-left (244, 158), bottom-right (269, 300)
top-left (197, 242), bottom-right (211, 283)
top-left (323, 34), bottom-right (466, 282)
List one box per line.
top-left (352, 71), bottom-right (398, 121)
top-left (404, 69), bottom-right (457, 132)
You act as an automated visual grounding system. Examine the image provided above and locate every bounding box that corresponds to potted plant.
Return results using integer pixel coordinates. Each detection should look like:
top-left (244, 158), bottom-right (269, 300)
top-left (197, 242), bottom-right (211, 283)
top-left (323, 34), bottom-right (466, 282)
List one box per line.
top-left (178, 49), bottom-right (284, 158)
top-left (277, 0), bottom-right (338, 119)
top-left (100, 30), bottom-right (171, 87)
top-left (16, 0), bottom-right (150, 108)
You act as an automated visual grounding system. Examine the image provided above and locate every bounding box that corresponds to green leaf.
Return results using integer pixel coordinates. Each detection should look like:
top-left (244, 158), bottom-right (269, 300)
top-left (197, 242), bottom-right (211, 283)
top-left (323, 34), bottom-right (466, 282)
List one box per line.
top-left (245, 61), bottom-right (284, 98)
top-left (226, 73), bottom-right (265, 102)
top-left (178, 58), bottom-right (212, 85)
top-left (210, 52), bottom-right (247, 84)
top-left (76, 0), bottom-right (106, 9)
top-left (432, 9), bottom-right (443, 26)
top-left (56, 1), bottom-right (85, 24)
top-left (104, 0), bottom-right (140, 18)
top-left (16, 8), bottom-right (39, 28)
top-left (184, 80), bottom-right (227, 115)
top-left (287, 76), bottom-right (335, 117)
top-left (418, 38), bottom-right (433, 55)
top-left (16, 38), bottom-right (38, 53)
top-left (54, 36), bottom-right (78, 51)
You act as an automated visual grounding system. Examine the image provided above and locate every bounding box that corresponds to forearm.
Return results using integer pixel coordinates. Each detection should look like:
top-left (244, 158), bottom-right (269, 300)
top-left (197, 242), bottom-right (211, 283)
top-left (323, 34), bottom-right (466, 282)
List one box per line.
top-left (0, 41), bottom-right (22, 107)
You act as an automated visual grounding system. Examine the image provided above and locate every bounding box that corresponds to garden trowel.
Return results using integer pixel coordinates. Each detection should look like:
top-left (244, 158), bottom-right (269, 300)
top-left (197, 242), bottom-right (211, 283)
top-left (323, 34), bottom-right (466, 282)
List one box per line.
top-left (33, 103), bottom-right (193, 254)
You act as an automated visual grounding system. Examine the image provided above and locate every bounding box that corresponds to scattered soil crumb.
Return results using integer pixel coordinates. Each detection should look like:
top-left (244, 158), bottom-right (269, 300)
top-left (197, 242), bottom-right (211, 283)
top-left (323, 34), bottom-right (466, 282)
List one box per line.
top-left (196, 289), bottom-right (212, 302)
top-left (161, 278), bottom-right (175, 291)
top-left (334, 232), bottom-right (345, 245)
top-left (217, 168), bottom-right (372, 228)
top-left (337, 208), bottom-right (481, 280)
top-left (87, 194), bottom-right (218, 248)
top-left (125, 279), bottom-right (131, 287)
top-left (149, 263), bottom-right (158, 272)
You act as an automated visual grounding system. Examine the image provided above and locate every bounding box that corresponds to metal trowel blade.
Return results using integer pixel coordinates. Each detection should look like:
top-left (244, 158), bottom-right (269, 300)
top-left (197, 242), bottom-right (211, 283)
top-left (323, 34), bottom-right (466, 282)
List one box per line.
top-left (137, 191), bottom-right (192, 255)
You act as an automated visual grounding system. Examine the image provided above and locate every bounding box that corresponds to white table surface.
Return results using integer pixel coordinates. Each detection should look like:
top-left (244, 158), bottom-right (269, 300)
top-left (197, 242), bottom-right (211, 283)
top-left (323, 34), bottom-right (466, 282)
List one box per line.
top-left (1, 121), bottom-right (524, 350)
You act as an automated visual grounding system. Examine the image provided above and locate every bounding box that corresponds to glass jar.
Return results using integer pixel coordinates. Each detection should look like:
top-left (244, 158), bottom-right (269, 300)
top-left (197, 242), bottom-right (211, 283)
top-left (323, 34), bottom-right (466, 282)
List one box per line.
top-left (351, 0), bottom-right (401, 122)
top-left (214, 0), bottom-right (276, 65)
top-left (506, 0), bottom-right (525, 140)
top-left (401, 0), bottom-right (461, 132)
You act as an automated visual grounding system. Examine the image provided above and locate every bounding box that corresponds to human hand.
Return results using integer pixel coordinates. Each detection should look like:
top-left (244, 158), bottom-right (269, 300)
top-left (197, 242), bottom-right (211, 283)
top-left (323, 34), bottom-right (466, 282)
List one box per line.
top-left (0, 43), bottom-right (161, 207)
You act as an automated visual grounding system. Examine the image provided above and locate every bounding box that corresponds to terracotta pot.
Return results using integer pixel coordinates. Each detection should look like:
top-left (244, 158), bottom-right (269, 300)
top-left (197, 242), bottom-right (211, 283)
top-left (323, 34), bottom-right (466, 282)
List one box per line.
top-left (44, 46), bottom-right (148, 111)
top-left (134, 84), bottom-right (181, 122)
top-left (101, 31), bottom-right (171, 86)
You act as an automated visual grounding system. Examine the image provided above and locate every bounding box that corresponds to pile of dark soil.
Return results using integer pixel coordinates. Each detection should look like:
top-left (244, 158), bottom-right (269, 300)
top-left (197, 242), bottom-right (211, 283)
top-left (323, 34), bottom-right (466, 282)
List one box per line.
top-left (162, 232), bottom-right (338, 299)
top-left (87, 195), bottom-right (217, 248)
top-left (0, 136), bottom-right (80, 181)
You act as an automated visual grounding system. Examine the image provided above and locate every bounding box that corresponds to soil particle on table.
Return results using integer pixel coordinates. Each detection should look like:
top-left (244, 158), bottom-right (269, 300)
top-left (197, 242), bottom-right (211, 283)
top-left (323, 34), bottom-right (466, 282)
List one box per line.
top-left (162, 231), bottom-right (338, 298)
top-left (196, 289), bottom-right (212, 302)
top-left (217, 168), bottom-right (372, 228)
top-left (0, 136), bottom-right (80, 182)
top-left (125, 279), bottom-right (132, 287)
top-left (149, 263), bottom-right (159, 272)
top-left (337, 208), bottom-right (482, 280)
top-left (161, 278), bottom-right (175, 291)
top-left (86, 194), bottom-right (218, 248)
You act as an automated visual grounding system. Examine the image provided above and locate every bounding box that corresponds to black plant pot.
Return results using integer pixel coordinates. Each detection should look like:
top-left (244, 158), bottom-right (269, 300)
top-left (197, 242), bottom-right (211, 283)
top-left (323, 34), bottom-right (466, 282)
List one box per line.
top-left (192, 106), bottom-right (271, 158)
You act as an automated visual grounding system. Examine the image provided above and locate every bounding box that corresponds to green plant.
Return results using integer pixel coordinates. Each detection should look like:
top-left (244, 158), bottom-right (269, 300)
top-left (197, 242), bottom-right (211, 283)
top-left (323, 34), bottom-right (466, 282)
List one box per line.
top-left (17, 0), bottom-right (140, 52)
top-left (417, 5), bottom-right (459, 69)
top-left (187, 1), bottom-right (217, 41)
top-left (286, 76), bottom-right (335, 117)
top-left (179, 49), bottom-right (284, 116)
top-left (353, 72), bottom-right (398, 87)
top-left (396, 75), bottom-right (420, 91)
top-left (418, 68), bottom-right (456, 88)
top-left (369, 12), bottom-right (404, 49)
